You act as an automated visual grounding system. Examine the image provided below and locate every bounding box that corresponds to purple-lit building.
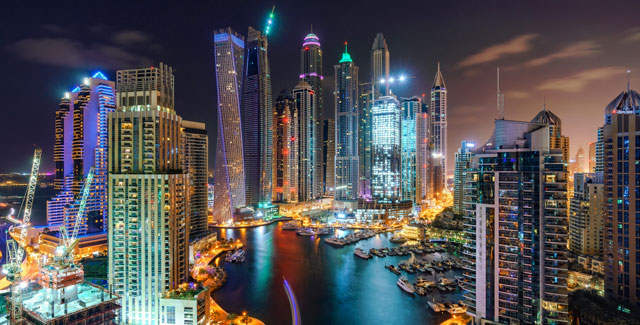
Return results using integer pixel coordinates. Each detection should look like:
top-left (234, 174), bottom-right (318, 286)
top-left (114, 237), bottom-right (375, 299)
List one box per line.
top-left (47, 72), bottom-right (115, 235)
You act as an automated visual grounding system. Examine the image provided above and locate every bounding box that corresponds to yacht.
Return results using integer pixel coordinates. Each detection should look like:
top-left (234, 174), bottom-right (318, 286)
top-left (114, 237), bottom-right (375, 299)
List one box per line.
top-left (390, 235), bottom-right (407, 243)
top-left (282, 221), bottom-right (299, 230)
top-left (447, 303), bottom-right (467, 315)
top-left (427, 301), bottom-right (442, 312)
top-left (316, 227), bottom-right (331, 236)
top-left (385, 264), bottom-right (401, 275)
top-left (324, 237), bottom-right (344, 246)
top-left (296, 228), bottom-right (316, 236)
top-left (396, 276), bottom-right (415, 294)
top-left (354, 248), bottom-right (371, 259)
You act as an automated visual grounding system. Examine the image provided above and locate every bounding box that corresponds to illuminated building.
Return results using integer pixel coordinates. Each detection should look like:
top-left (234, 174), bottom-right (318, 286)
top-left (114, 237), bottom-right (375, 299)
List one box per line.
top-left (453, 140), bottom-right (474, 214)
top-left (401, 97), bottom-right (419, 203)
top-left (462, 118), bottom-right (569, 324)
top-left (242, 26), bottom-right (273, 208)
top-left (182, 120), bottom-right (208, 237)
top-left (300, 31), bottom-right (323, 118)
top-left (400, 223), bottom-right (427, 240)
top-left (213, 28), bottom-right (246, 222)
top-left (47, 72), bottom-right (116, 235)
top-left (601, 86), bottom-right (640, 307)
top-left (569, 173), bottom-right (604, 256)
top-left (322, 119), bottom-right (335, 196)
top-left (430, 63), bottom-right (447, 187)
top-left (272, 90), bottom-right (298, 203)
top-left (108, 63), bottom-right (190, 324)
top-left (575, 146), bottom-right (586, 173)
top-left (358, 85), bottom-right (373, 198)
top-left (160, 284), bottom-right (211, 325)
top-left (371, 33), bottom-right (390, 99)
top-left (531, 106), bottom-right (570, 164)
top-left (416, 99), bottom-right (430, 205)
top-left (293, 80), bottom-right (321, 201)
top-left (334, 43), bottom-right (359, 200)
top-left (371, 96), bottom-right (401, 200)
top-left (588, 141), bottom-right (596, 172)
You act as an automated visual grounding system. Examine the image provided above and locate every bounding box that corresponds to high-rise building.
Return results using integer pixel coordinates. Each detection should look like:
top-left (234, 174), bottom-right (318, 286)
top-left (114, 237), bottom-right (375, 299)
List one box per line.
top-left (575, 146), bottom-right (586, 173)
top-left (182, 120), bottom-right (208, 237)
top-left (48, 72), bottom-right (115, 235)
top-left (108, 63), bottom-right (189, 324)
top-left (272, 89), bottom-right (299, 203)
top-left (334, 43), bottom-right (359, 201)
top-left (293, 80), bottom-right (321, 201)
top-left (588, 141), bottom-right (596, 173)
top-left (371, 96), bottom-right (401, 200)
top-left (430, 63), bottom-right (447, 185)
top-left (531, 107), bottom-right (570, 164)
top-left (461, 118), bottom-right (569, 324)
top-left (322, 119), bottom-right (335, 196)
top-left (371, 33), bottom-right (390, 99)
top-left (453, 140), bottom-right (474, 214)
top-left (401, 97), bottom-right (420, 203)
top-left (213, 28), bottom-right (246, 222)
top-left (416, 99), bottom-right (431, 205)
top-left (602, 86), bottom-right (640, 307)
top-left (300, 31), bottom-right (323, 116)
top-left (358, 84), bottom-right (373, 199)
top-left (569, 172), bottom-right (604, 256)
top-left (242, 26), bottom-right (273, 208)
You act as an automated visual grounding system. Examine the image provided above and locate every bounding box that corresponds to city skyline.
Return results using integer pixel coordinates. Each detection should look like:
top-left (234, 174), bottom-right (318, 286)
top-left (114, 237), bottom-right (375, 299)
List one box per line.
top-left (5, 1), bottom-right (640, 174)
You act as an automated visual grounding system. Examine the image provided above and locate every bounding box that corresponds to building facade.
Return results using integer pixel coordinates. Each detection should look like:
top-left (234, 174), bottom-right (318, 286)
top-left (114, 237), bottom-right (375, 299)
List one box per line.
top-left (213, 28), bottom-right (246, 222)
top-left (48, 72), bottom-right (116, 235)
top-left (416, 99), bottom-right (431, 205)
top-left (569, 173), bottom-right (604, 256)
top-left (358, 85), bottom-right (373, 199)
top-left (242, 26), bottom-right (273, 208)
top-left (370, 33), bottom-right (390, 99)
top-left (371, 96), bottom-right (401, 200)
top-left (401, 97), bottom-right (419, 203)
top-left (322, 119), bottom-right (335, 196)
top-left (602, 87), bottom-right (640, 307)
top-left (588, 141), bottom-right (596, 172)
top-left (182, 120), bottom-right (208, 237)
top-left (453, 140), bottom-right (474, 214)
top-left (430, 63), bottom-right (447, 186)
top-left (108, 64), bottom-right (189, 324)
top-left (334, 44), bottom-right (359, 200)
top-left (293, 80), bottom-right (321, 201)
top-left (272, 90), bottom-right (299, 203)
top-left (461, 118), bottom-right (569, 324)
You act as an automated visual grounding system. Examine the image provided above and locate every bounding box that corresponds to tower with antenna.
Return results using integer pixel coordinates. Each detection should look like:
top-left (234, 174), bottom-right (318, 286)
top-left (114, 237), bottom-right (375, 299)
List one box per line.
top-left (497, 67), bottom-right (504, 120)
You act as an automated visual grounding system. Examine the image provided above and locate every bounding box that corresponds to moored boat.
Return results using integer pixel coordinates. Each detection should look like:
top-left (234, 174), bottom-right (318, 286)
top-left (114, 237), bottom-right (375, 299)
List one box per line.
top-left (396, 276), bottom-right (415, 294)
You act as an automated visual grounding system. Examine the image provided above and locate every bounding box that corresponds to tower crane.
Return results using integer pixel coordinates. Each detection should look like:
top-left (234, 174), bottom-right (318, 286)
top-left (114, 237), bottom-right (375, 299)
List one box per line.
top-left (57, 166), bottom-right (94, 262)
top-left (4, 148), bottom-right (41, 322)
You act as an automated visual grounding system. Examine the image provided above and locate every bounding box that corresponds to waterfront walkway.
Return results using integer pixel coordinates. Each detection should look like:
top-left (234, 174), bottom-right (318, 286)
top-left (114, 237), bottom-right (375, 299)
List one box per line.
top-left (209, 217), bottom-right (291, 229)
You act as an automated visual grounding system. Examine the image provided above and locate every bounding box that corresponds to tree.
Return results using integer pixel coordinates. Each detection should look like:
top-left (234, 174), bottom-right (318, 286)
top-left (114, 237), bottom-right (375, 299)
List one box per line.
top-left (226, 313), bottom-right (238, 324)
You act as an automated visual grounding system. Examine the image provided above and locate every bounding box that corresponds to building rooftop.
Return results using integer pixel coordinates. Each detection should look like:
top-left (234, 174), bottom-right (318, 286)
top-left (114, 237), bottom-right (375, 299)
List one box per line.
top-left (163, 283), bottom-right (207, 300)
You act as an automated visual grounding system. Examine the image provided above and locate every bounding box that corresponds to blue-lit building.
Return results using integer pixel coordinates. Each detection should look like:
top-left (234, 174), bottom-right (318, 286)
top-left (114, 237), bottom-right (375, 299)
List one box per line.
top-left (334, 43), bottom-right (359, 201)
top-left (401, 97), bottom-right (420, 203)
top-left (213, 28), bottom-right (246, 222)
top-left (453, 140), bottom-right (474, 214)
top-left (47, 72), bottom-right (115, 235)
top-left (371, 96), bottom-right (401, 200)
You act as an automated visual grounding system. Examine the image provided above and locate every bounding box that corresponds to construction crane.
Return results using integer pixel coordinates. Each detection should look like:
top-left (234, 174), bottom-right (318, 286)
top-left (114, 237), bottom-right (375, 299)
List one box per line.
top-left (57, 166), bottom-right (94, 262)
top-left (4, 148), bottom-right (41, 322)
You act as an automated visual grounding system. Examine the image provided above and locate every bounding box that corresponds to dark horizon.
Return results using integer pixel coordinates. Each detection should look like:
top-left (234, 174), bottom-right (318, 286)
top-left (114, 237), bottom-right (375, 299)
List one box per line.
top-left (3, 0), bottom-right (640, 172)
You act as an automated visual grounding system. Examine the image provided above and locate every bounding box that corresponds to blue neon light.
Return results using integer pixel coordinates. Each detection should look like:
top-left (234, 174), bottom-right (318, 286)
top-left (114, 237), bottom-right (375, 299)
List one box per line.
top-left (92, 71), bottom-right (108, 80)
top-left (71, 86), bottom-right (80, 93)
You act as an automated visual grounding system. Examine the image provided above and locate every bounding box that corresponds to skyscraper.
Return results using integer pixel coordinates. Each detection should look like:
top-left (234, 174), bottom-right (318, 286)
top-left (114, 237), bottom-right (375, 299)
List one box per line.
top-left (358, 84), bottom-right (373, 199)
top-left (453, 140), bottom-right (474, 214)
top-left (416, 99), bottom-right (431, 205)
top-left (108, 64), bottom-right (189, 324)
top-left (272, 90), bottom-right (298, 203)
top-left (371, 96), bottom-right (401, 200)
top-left (569, 172), bottom-right (604, 256)
top-left (575, 146), bottom-right (586, 173)
top-left (47, 72), bottom-right (115, 235)
top-left (588, 141), bottom-right (596, 172)
top-left (430, 63), bottom-right (447, 185)
top-left (213, 28), bottom-right (246, 222)
top-left (531, 106), bottom-right (570, 164)
top-left (182, 120), bottom-right (208, 236)
top-left (334, 43), bottom-right (359, 201)
top-left (371, 33), bottom-right (390, 99)
top-left (322, 119), bottom-right (335, 196)
top-left (602, 86), bottom-right (640, 307)
top-left (401, 97), bottom-right (420, 203)
top-left (293, 80), bottom-right (320, 201)
top-left (242, 26), bottom-right (273, 208)
top-left (461, 118), bottom-right (569, 324)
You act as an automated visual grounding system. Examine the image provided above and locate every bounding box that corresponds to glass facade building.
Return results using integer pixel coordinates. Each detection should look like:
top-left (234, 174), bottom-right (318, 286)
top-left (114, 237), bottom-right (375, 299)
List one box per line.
top-left (358, 86), bottom-right (373, 199)
top-left (453, 140), bottom-right (474, 214)
top-left (272, 90), bottom-right (298, 203)
top-left (370, 33), bottom-right (390, 99)
top-left (293, 80), bottom-right (320, 201)
top-left (371, 96), bottom-right (401, 200)
top-left (182, 120), bottom-right (208, 236)
top-left (401, 97), bottom-right (419, 203)
top-left (430, 63), bottom-right (447, 185)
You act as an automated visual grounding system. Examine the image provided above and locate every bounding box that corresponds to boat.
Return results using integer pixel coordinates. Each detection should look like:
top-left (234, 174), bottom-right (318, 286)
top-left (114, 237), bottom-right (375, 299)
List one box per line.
top-left (415, 286), bottom-right (428, 296)
top-left (385, 264), bottom-right (401, 275)
top-left (316, 228), bottom-right (331, 236)
top-left (324, 237), bottom-right (344, 246)
top-left (396, 276), bottom-right (415, 294)
top-left (282, 221), bottom-right (299, 230)
top-left (447, 303), bottom-right (467, 315)
top-left (390, 235), bottom-right (407, 243)
top-left (296, 228), bottom-right (316, 236)
top-left (354, 248), bottom-right (371, 259)
top-left (428, 300), bottom-right (443, 312)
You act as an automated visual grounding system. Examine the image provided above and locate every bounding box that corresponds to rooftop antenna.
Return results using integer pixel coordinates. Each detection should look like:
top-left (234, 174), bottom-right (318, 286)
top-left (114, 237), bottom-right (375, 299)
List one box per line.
top-left (497, 67), bottom-right (504, 120)
top-left (627, 69), bottom-right (631, 93)
top-left (310, 24), bottom-right (313, 33)
top-left (264, 5), bottom-right (275, 36)
top-left (543, 96), bottom-right (547, 111)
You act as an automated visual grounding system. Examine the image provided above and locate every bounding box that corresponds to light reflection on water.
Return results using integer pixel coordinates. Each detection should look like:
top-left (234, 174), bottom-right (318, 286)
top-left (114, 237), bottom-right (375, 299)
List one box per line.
top-left (213, 222), bottom-right (463, 325)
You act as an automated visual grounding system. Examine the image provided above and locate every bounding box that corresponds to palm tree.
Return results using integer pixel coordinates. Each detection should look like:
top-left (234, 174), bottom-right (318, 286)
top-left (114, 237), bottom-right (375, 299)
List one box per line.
top-left (226, 313), bottom-right (238, 324)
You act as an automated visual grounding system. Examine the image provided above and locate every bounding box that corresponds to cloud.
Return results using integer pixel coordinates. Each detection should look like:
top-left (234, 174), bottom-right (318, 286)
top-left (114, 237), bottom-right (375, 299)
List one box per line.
top-left (112, 30), bottom-right (153, 46)
top-left (537, 66), bottom-right (625, 92)
top-left (623, 27), bottom-right (640, 43)
top-left (505, 90), bottom-right (529, 99)
top-left (42, 24), bottom-right (70, 35)
top-left (458, 34), bottom-right (538, 68)
top-left (525, 41), bottom-right (599, 67)
top-left (6, 37), bottom-right (153, 69)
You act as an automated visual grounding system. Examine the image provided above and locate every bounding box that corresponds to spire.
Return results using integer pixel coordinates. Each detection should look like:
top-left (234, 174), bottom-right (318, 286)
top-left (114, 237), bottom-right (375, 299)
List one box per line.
top-left (432, 62), bottom-right (446, 89)
top-left (339, 41), bottom-right (352, 63)
top-left (497, 67), bottom-right (504, 120)
top-left (628, 69), bottom-right (631, 93)
top-left (371, 32), bottom-right (388, 51)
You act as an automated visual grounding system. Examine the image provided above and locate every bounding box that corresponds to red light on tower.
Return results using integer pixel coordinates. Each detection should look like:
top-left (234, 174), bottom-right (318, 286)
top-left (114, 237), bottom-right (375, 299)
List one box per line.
top-left (283, 117), bottom-right (289, 123)
top-left (305, 47), bottom-right (309, 51)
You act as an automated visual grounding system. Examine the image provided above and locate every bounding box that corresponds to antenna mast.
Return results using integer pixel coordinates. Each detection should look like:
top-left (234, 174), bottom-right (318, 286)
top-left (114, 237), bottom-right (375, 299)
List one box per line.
top-left (497, 67), bottom-right (504, 120)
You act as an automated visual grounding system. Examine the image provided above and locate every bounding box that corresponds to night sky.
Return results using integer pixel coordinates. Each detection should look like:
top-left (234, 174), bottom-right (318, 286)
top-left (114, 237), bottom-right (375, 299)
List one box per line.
top-left (3, 0), bottom-right (640, 173)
